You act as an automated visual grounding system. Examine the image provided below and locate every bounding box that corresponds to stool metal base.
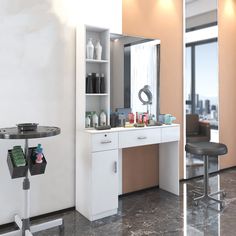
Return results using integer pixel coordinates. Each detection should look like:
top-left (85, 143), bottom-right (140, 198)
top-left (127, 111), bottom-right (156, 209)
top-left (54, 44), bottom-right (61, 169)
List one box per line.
top-left (0, 215), bottom-right (64, 236)
top-left (192, 155), bottom-right (226, 209)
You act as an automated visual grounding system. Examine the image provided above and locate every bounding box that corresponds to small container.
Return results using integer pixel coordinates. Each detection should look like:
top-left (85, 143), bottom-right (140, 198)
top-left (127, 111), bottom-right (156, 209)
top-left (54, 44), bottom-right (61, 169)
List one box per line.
top-left (29, 147), bottom-right (47, 176)
top-left (86, 73), bottom-right (93, 93)
top-left (92, 73), bottom-right (97, 93)
top-left (100, 110), bottom-right (107, 126)
top-left (95, 41), bottom-right (102, 60)
top-left (95, 73), bottom-right (100, 93)
top-left (128, 113), bottom-right (134, 124)
top-left (110, 113), bottom-right (119, 128)
top-left (100, 73), bottom-right (105, 93)
top-left (7, 149), bottom-right (28, 179)
top-left (92, 112), bottom-right (99, 128)
top-left (85, 116), bottom-right (91, 128)
top-left (86, 38), bottom-right (94, 59)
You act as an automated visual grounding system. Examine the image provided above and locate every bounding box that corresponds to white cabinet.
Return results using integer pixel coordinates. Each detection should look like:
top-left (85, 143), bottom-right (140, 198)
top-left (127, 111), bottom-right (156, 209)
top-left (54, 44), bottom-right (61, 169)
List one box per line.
top-left (76, 25), bottom-right (110, 129)
top-left (91, 132), bottom-right (118, 152)
top-left (118, 128), bottom-right (162, 148)
top-left (76, 132), bottom-right (119, 221)
top-left (91, 150), bottom-right (118, 218)
top-left (161, 126), bottom-right (180, 142)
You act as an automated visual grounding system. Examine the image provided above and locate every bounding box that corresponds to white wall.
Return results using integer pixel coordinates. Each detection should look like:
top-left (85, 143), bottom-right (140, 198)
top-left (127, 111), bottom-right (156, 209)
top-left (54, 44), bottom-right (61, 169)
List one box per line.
top-left (80, 0), bottom-right (122, 34)
top-left (0, 0), bottom-right (76, 225)
top-left (0, 0), bottom-right (122, 225)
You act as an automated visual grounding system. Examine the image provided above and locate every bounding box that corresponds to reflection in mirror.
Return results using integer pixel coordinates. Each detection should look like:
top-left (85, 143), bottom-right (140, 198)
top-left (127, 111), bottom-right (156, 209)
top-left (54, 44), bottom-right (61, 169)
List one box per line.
top-left (110, 34), bottom-right (160, 123)
top-left (185, 0), bottom-right (218, 180)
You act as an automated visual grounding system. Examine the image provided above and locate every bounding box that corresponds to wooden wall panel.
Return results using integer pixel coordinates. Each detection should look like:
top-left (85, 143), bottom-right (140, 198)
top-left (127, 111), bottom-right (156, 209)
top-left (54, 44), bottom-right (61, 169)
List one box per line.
top-left (122, 145), bottom-right (159, 194)
top-left (219, 0), bottom-right (236, 169)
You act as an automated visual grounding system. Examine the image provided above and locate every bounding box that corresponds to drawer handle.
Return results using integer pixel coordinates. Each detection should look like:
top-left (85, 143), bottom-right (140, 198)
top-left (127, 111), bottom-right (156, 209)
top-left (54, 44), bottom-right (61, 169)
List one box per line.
top-left (101, 140), bottom-right (112, 144)
top-left (114, 161), bottom-right (117, 173)
top-left (137, 136), bottom-right (147, 140)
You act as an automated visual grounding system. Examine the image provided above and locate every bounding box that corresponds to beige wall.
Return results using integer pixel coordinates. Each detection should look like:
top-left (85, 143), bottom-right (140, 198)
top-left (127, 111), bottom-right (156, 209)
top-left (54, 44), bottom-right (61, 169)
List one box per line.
top-left (219, 0), bottom-right (236, 169)
top-left (122, 0), bottom-right (184, 179)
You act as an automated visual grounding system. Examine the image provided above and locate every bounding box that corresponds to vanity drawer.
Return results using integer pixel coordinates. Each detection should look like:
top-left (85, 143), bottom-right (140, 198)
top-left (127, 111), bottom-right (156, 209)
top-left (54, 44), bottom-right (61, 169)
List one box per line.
top-left (161, 126), bottom-right (180, 142)
top-left (118, 128), bottom-right (161, 148)
top-left (91, 132), bottom-right (118, 152)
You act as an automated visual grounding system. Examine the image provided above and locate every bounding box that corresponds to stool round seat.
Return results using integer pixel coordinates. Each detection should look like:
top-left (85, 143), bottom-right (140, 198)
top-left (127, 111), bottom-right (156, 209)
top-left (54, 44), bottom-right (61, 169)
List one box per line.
top-left (185, 142), bottom-right (228, 156)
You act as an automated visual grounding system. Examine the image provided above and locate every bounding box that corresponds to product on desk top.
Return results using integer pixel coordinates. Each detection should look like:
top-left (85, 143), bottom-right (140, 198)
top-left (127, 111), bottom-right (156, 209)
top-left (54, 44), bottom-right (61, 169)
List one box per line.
top-left (134, 123), bottom-right (145, 128)
top-left (95, 125), bottom-right (111, 130)
top-left (128, 112), bottom-right (134, 124)
top-left (110, 112), bottom-right (119, 128)
top-left (35, 144), bottom-right (43, 164)
top-left (11, 146), bottom-right (26, 167)
top-left (159, 114), bottom-right (176, 125)
top-left (118, 113), bottom-right (126, 127)
top-left (125, 122), bottom-right (134, 128)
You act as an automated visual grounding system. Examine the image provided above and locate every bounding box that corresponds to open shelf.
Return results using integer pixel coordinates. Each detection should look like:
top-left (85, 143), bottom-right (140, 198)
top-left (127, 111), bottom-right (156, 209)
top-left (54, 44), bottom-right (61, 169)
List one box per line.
top-left (86, 59), bottom-right (108, 63)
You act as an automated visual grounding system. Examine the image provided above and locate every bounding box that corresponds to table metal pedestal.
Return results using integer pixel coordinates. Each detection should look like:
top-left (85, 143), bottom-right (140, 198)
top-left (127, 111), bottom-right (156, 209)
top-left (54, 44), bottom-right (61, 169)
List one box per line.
top-left (0, 126), bottom-right (64, 236)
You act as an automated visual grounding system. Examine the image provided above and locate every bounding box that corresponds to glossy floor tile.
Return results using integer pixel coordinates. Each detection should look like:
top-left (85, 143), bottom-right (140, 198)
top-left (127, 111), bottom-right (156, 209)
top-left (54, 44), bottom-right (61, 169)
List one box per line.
top-left (1, 168), bottom-right (236, 236)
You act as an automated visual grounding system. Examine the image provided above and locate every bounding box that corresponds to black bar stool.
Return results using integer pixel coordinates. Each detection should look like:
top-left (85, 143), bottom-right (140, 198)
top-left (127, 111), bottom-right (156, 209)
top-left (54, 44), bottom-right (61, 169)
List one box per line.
top-left (185, 142), bottom-right (228, 209)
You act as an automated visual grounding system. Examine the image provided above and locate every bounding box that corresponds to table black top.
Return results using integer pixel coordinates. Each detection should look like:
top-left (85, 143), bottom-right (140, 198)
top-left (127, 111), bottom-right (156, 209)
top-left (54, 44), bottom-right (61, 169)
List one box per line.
top-left (0, 126), bottom-right (60, 139)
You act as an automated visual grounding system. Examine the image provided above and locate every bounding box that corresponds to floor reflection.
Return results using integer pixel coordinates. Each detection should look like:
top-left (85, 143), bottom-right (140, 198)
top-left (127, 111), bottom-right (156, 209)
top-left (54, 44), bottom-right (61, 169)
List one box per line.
top-left (1, 169), bottom-right (236, 236)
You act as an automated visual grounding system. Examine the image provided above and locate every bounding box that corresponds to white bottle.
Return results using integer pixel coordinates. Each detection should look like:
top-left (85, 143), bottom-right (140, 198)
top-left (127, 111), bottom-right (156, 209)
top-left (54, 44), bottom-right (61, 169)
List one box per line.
top-left (100, 110), bottom-right (106, 126)
top-left (85, 116), bottom-right (91, 128)
top-left (95, 40), bottom-right (102, 60)
top-left (92, 112), bottom-right (99, 128)
top-left (86, 38), bottom-right (94, 59)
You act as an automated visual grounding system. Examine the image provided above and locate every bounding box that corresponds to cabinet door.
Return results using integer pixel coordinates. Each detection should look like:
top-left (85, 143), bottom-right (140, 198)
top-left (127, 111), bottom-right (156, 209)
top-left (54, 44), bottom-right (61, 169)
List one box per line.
top-left (91, 150), bottom-right (118, 215)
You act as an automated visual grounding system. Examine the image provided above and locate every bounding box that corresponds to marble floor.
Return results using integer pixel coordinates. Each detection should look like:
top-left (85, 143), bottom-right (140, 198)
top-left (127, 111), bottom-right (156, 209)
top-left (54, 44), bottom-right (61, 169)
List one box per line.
top-left (1, 168), bottom-right (236, 236)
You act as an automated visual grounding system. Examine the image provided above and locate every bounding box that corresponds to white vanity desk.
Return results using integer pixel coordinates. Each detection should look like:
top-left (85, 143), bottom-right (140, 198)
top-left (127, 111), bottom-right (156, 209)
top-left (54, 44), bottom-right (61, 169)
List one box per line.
top-left (76, 124), bottom-right (180, 221)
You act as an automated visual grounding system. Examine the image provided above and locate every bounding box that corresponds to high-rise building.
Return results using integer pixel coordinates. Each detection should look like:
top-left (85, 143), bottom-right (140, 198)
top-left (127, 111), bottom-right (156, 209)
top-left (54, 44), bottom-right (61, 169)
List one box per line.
top-left (205, 99), bottom-right (210, 114)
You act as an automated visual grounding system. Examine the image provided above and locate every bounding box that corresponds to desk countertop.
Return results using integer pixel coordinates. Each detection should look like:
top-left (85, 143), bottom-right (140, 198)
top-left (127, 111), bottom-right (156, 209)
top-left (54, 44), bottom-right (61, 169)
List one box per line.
top-left (83, 124), bottom-right (180, 134)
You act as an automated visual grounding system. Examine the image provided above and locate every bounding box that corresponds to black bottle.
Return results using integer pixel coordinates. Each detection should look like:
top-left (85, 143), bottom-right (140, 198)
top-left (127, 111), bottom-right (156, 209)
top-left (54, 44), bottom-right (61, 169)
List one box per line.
top-left (100, 73), bottom-right (105, 93)
top-left (91, 73), bottom-right (96, 93)
top-left (86, 73), bottom-right (93, 93)
top-left (95, 73), bottom-right (100, 93)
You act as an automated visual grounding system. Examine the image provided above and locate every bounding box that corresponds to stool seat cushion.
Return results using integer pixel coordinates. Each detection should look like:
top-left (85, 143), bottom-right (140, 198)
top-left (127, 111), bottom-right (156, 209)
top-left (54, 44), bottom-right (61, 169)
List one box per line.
top-left (185, 142), bottom-right (228, 156)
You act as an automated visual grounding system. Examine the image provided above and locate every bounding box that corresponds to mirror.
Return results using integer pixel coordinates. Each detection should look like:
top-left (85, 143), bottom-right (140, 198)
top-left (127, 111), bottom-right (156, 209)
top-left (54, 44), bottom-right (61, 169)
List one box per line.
top-left (110, 34), bottom-right (160, 121)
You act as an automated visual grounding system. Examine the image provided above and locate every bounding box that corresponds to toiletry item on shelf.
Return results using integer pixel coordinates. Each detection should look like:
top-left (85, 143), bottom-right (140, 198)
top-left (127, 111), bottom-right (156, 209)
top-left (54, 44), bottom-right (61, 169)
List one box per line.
top-left (11, 146), bottom-right (26, 167)
top-left (35, 144), bottom-right (43, 164)
top-left (85, 115), bottom-right (91, 128)
top-left (95, 40), bottom-right (102, 60)
top-left (100, 110), bottom-right (107, 126)
top-left (100, 73), bottom-right (105, 93)
top-left (91, 73), bottom-right (97, 93)
top-left (95, 73), bottom-right (100, 93)
top-left (86, 38), bottom-right (94, 59)
top-left (86, 73), bottom-right (93, 93)
top-left (92, 112), bottom-right (99, 128)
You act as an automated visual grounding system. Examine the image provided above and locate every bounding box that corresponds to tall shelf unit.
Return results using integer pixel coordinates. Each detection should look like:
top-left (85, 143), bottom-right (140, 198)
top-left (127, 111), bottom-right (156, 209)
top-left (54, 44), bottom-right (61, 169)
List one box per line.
top-left (76, 25), bottom-right (110, 130)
